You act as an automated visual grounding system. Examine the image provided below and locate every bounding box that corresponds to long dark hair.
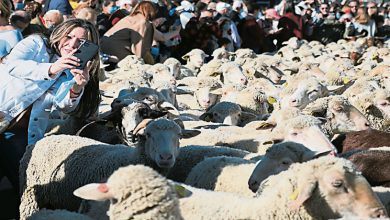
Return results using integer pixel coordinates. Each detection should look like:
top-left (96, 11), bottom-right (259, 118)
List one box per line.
top-left (50, 19), bottom-right (101, 119)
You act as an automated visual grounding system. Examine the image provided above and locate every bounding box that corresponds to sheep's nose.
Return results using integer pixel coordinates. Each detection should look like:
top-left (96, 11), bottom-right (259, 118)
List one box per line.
top-left (364, 122), bottom-right (370, 128)
top-left (202, 99), bottom-right (211, 104)
top-left (248, 180), bottom-right (258, 193)
top-left (170, 79), bottom-right (177, 85)
top-left (369, 208), bottom-right (387, 218)
top-left (160, 153), bottom-right (173, 161)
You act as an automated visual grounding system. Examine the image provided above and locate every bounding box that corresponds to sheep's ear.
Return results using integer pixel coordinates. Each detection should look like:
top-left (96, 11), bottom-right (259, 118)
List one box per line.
top-left (176, 87), bottom-right (194, 95)
top-left (102, 108), bottom-right (123, 123)
top-left (262, 139), bottom-right (283, 145)
top-left (239, 112), bottom-right (258, 126)
top-left (181, 52), bottom-right (191, 61)
top-left (143, 108), bottom-right (168, 119)
top-left (158, 101), bottom-right (180, 116)
top-left (300, 150), bottom-right (317, 162)
top-left (199, 112), bottom-right (213, 122)
top-left (174, 184), bottom-right (192, 198)
top-left (181, 129), bottom-right (201, 139)
top-left (255, 121), bottom-right (276, 130)
top-left (133, 119), bottom-right (153, 136)
top-left (327, 81), bottom-right (354, 95)
top-left (209, 88), bottom-right (223, 95)
top-left (74, 183), bottom-right (114, 201)
top-left (288, 181), bottom-right (317, 212)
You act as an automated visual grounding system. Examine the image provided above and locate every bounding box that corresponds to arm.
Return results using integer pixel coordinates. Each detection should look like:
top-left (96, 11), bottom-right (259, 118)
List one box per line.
top-left (153, 26), bottom-right (181, 42)
top-left (4, 35), bottom-right (54, 81)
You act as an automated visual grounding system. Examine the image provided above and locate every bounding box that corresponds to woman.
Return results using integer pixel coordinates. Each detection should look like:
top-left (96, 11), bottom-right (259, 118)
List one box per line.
top-left (276, 1), bottom-right (305, 48)
top-left (0, 19), bottom-right (100, 204)
top-left (100, 1), bottom-right (156, 64)
top-left (352, 7), bottom-right (376, 37)
top-left (0, 0), bottom-right (23, 57)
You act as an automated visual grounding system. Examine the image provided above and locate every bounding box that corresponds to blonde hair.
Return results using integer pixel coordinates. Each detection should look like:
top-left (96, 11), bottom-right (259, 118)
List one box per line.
top-left (0, 0), bottom-right (12, 19)
top-left (50, 19), bottom-right (101, 118)
top-left (75, 7), bottom-right (97, 25)
top-left (354, 7), bottom-right (369, 24)
top-left (130, 1), bottom-right (157, 21)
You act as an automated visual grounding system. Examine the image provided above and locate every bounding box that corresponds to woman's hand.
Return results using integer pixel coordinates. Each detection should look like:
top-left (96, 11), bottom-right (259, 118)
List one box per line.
top-left (48, 48), bottom-right (80, 77)
top-left (70, 61), bottom-right (92, 94)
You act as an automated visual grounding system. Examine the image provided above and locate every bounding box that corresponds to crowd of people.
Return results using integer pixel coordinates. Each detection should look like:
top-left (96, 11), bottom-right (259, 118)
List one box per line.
top-left (1, 0), bottom-right (390, 64)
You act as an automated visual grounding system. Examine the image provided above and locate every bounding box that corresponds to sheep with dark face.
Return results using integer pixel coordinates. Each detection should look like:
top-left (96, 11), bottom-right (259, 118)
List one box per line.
top-left (332, 129), bottom-right (390, 153)
top-left (19, 119), bottom-right (200, 219)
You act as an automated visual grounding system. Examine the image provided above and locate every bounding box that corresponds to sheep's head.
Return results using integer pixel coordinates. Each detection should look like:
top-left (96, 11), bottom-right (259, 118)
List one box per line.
top-left (259, 115), bottom-right (337, 154)
top-left (211, 47), bottom-right (231, 60)
top-left (303, 96), bottom-right (370, 133)
top-left (194, 78), bottom-right (223, 109)
top-left (163, 58), bottom-right (182, 79)
top-left (218, 62), bottom-right (247, 85)
top-left (281, 77), bottom-right (328, 109)
top-left (74, 165), bottom-right (181, 219)
top-left (199, 101), bottom-right (242, 126)
top-left (248, 142), bottom-right (316, 193)
top-left (233, 48), bottom-right (256, 59)
top-left (258, 157), bottom-right (387, 219)
top-left (147, 64), bottom-right (176, 87)
top-left (182, 49), bottom-right (208, 68)
top-left (133, 119), bottom-right (200, 168)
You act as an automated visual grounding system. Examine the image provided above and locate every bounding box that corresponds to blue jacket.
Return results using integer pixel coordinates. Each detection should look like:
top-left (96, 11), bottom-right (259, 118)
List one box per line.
top-left (0, 35), bottom-right (83, 144)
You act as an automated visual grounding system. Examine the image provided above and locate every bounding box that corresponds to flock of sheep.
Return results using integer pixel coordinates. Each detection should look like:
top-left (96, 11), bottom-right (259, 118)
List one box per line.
top-left (20, 36), bottom-right (390, 219)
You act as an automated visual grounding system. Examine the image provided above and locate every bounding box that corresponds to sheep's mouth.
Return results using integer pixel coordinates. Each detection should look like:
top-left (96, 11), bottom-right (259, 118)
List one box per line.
top-left (157, 161), bottom-right (174, 168)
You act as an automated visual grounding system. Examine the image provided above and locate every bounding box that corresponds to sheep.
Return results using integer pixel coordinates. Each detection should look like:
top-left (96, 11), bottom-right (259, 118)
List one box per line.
top-left (112, 87), bottom-right (180, 116)
top-left (199, 101), bottom-right (243, 126)
top-left (219, 85), bottom-right (270, 115)
top-left (179, 156), bottom-right (387, 219)
top-left (146, 63), bottom-right (177, 88)
top-left (176, 76), bottom-right (222, 109)
top-left (232, 48), bottom-right (257, 60)
top-left (181, 49), bottom-right (208, 75)
top-left (74, 165), bottom-right (182, 220)
top-left (76, 100), bottom-right (167, 144)
top-left (248, 142), bottom-right (390, 194)
top-left (180, 114), bottom-right (336, 154)
top-left (211, 47), bottom-right (232, 60)
top-left (218, 62), bottom-right (248, 85)
top-left (185, 156), bottom-right (256, 196)
top-left (167, 145), bottom-right (258, 183)
top-left (279, 76), bottom-right (328, 109)
top-left (26, 209), bottom-right (92, 220)
top-left (331, 129), bottom-right (390, 153)
top-left (163, 57), bottom-right (182, 79)
top-left (347, 89), bottom-right (390, 131)
top-left (302, 95), bottom-right (370, 137)
top-left (19, 119), bottom-right (199, 219)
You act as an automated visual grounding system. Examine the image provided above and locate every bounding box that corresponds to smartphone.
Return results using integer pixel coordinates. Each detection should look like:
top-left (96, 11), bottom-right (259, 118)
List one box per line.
top-left (73, 40), bottom-right (99, 70)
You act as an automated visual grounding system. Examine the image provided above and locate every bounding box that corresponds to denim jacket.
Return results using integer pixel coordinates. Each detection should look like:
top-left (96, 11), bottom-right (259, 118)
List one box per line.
top-left (0, 35), bottom-right (83, 144)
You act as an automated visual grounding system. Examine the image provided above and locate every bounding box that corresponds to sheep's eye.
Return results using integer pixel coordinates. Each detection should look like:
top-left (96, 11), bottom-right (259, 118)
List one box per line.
top-left (290, 132), bottom-right (298, 136)
top-left (308, 89), bottom-right (318, 95)
top-left (334, 107), bottom-right (343, 112)
top-left (379, 102), bottom-right (388, 106)
top-left (110, 198), bottom-right (118, 204)
top-left (281, 160), bottom-right (290, 165)
top-left (331, 180), bottom-right (343, 188)
top-left (146, 132), bottom-right (151, 138)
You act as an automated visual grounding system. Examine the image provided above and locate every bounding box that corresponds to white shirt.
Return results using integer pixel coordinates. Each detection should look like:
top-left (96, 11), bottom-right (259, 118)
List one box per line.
top-left (0, 35), bottom-right (83, 144)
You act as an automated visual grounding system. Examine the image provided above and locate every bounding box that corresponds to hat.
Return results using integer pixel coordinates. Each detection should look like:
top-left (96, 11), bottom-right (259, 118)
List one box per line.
top-left (265, 8), bottom-right (280, 19)
top-left (176, 0), bottom-right (194, 12)
top-left (216, 2), bottom-right (231, 12)
top-left (207, 2), bottom-right (217, 11)
top-left (180, 12), bottom-right (194, 29)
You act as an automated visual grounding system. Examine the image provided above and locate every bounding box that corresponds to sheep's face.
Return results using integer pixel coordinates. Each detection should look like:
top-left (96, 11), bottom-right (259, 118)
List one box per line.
top-left (373, 95), bottom-right (390, 120)
top-left (183, 50), bottom-right (208, 68)
top-left (165, 62), bottom-right (181, 79)
top-left (220, 63), bottom-right (247, 85)
top-left (195, 87), bottom-right (219, 109)
top-left (281, 79), bottom-right (327, 109)
top-left (200, 110), bottom-right (241, 126)
top-left (316, 169), bottom-right (387, 218)
top-left (148, 65), bottom-right (176, 86)
top-left (327, 101), bottom-right (370, 133)
top-left (248, 146), bottom-right (302, 193)
top-left (264, 66), bottom-right (283, 84)
top-left (144, 121), bottom-right (182, 169)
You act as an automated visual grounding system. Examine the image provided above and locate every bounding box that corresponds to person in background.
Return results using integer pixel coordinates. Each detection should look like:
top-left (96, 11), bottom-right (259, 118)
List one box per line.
top-left (313, 2), bottom-right (330, 25)
top-left (229, 0), bottom-right (244, 25)
top-left (10, 10), bottom-right (31, 33)
top-left (100, 1), bottom-right (156, 64)
top-left (42, 9), bottom-right (63, 33)
top-left (0, 0), bottom-right (23, 57)
top-left (277, 0), bottom-right (305, 48)
top-left (238, 1), bottom-right (265, 53)
top-left (215, 2), bottom-right (241, 49)
top-left (259, 8), bottom-right (282, 52)
top-left (42, 0), bottom-right (73, 19)
top-left (367, 1), bottom-right (384, 28)
top-left (97, 0), bottom-right (118, 36)
top-left (0, 18), bottom-right (100, 218)
top-left (13, 0), bottom-right (24, 10)
top-left (75, 7), bottom-right (97, 25)
top-left (23, 1), bottom-right (46, 36)
top-left (353, 6), bottom-right (376, 37)
top-left (348, 0), bottom-right (359, 17)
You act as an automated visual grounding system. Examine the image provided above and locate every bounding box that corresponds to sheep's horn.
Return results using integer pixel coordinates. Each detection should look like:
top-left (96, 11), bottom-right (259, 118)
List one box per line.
top-left (132, 119), bottom-right (153, 136)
